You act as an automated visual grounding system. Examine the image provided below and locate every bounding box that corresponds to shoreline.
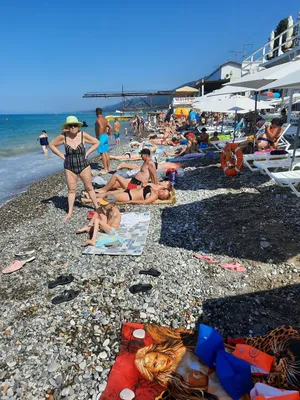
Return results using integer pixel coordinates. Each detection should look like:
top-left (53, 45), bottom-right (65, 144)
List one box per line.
top-left (1, 140), bottom-right (300, 399)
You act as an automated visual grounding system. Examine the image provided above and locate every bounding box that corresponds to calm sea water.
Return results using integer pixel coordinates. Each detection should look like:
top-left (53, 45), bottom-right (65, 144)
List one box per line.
top-left (0, 114), bottom-right (130, 205)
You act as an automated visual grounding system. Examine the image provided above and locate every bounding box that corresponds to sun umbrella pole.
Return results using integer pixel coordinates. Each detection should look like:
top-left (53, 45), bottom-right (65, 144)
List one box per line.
top-left (233, 110), bottom-right (237, 141)
top-left (290, 117), bottom-right (300, 171)
top-left (287, 89), bottom-right (293, 124)
top-left (221, 114), bottom-right (224, 134)
top-left (253, 92), bottom-right (258, 147)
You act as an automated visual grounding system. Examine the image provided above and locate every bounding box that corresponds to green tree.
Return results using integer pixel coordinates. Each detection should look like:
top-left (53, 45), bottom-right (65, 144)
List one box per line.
top-left (274, 17), bottom-right (288, 54)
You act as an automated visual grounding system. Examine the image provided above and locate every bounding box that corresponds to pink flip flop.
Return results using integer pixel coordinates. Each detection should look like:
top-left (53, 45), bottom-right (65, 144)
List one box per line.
top-left (194, 254), bottom-right (218, 263)
top-left (2, 257), bottom-right (35, 274)
top-left (219, 262), bottom-right (246, 272)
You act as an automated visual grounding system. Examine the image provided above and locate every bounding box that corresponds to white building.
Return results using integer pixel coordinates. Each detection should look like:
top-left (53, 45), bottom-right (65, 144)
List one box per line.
top-left (205, 61), bottom-right (242, 82)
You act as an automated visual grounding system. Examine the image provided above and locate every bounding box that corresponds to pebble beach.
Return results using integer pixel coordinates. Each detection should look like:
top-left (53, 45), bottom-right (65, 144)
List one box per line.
top-left (1, 142), bottom-right (300, 400)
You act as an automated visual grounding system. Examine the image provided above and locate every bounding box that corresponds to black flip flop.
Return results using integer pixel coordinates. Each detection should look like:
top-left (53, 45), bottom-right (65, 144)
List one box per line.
top-left (51, 289), bottom-right (80, 305)
top-left (48, 275), bottom-right (74, 289)
top-left (139, 268), bottom-right (161, 277)
top-left (129, 284), bottom-right (152, 294)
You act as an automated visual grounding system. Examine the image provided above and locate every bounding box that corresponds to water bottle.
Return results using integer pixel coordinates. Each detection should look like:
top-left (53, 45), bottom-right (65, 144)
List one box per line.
top-left (167, 169), bottom-right (177, 185)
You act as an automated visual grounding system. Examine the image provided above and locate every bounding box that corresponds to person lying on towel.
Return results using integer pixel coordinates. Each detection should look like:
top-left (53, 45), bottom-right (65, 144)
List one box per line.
top-left (77, 194), bottom-right (121, 247)
top-left (164, 133), bottom-right (198, 157)
top-left (94, 149), bottom-right (159, 194)
top-left (81, 183), bottom-right (172, 205)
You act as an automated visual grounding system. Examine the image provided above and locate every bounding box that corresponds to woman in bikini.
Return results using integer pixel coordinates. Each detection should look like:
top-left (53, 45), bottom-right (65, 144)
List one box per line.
top-left (81, 182), bottom-right (171, 205)
top-left (49, 116), bottom-right (100, 221)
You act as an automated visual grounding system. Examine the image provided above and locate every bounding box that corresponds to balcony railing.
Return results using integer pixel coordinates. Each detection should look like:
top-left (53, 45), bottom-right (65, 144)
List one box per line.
top-left (242, 20), bottom-right (300, 75)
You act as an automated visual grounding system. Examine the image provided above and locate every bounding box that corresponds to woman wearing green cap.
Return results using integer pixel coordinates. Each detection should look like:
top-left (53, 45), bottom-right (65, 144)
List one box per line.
top-left (49, 116), bottom-right (100, 222)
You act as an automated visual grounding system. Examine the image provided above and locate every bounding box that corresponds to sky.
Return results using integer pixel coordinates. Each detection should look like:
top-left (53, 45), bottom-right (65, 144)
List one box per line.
top-left (1, 0), bottom-right (299, 113)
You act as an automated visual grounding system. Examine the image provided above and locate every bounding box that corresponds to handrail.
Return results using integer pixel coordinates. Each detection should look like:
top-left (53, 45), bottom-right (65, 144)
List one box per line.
top-left (242, 20), bottom-right (300, 74)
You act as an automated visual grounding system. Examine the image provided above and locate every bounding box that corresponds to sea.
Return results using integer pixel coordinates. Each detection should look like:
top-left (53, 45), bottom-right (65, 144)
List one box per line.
top-left (0, 114), bottom-right (131, 206)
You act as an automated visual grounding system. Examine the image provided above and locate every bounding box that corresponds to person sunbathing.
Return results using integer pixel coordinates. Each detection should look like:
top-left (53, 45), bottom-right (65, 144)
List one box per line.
top-left (110, 144), bottom-right (157, 161)
top-left (81, 183), bottom-right (171, 205)
top-left (239, 118), bottom-right (282, 153)
top-left (256, 118), bottom-right (282, 150)
top-left (116, 161), bottom-right (184, 172)
top-left (210, 132), bottom-right (219, 142)
top-left (164, 133), bottom-right (198, 157)
top-left (197, 127), bottom-right (209, 145)
top-left (77, 194), bottom-right (121, 247)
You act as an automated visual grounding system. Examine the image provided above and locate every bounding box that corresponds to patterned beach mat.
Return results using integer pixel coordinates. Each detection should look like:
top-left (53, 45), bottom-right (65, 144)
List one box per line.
top-left (100, 323), bottom-right (300, 400)
top-left (82, 212), bottom-right (150, 256)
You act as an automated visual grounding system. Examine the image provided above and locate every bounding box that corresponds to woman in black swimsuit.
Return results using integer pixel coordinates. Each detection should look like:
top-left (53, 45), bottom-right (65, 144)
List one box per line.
top-left (49, 116), bottom-right (100, 222)
top-left (81, 183), bottom-right (171, 205)
top-left (37, 130), bottom-right (49, 155)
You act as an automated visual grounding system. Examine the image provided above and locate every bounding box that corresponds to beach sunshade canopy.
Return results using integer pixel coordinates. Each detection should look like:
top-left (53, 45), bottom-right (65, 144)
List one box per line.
top-left (175, 85), bottom-right (199, 93)
top-left (208, 86), bottom-right (253, 96)
top-left (193, 96), bottom-right (273, 113)
top-left (225, 59), bottom-right (300, 90)
top-left (259, 69), bottom-right (300, 90)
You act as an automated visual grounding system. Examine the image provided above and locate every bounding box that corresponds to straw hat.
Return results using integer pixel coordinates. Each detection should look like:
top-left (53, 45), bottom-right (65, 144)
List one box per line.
top-left (62, 116), bottom-right (83, 128)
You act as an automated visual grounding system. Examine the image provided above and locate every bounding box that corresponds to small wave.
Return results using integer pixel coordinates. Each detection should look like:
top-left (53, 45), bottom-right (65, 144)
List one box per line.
top-left (0, 145), bottom-right (39, 158)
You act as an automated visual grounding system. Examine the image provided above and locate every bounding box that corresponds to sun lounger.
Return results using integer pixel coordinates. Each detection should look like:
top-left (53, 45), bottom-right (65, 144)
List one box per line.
top-left (210, 121), bottom-right (265, 151)
top-left (243, 124), bottom-right (291, 171)
top-left (253, 157), bottom-right (300, 178)
top-left (269, 170), bottom-right (300, 197)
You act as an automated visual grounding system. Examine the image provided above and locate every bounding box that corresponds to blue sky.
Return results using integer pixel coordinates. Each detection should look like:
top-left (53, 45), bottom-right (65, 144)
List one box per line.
top-left (1, 0), bottom-right (299, 113)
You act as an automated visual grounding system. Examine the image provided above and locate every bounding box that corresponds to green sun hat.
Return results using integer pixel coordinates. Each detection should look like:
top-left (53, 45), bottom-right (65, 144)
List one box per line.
top-left (62, 116), bottom-right (83, 128)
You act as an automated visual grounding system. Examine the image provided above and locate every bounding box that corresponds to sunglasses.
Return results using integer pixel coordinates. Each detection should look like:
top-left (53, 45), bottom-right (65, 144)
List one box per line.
top-left (68, 125), bottom-right (79, 128)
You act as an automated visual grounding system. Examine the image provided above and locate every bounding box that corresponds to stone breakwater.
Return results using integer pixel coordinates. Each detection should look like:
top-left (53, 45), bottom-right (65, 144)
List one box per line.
top-left (0, 143), bottom-right (300, 399)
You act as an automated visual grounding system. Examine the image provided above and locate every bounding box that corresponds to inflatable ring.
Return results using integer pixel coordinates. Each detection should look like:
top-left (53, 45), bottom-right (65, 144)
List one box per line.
top-left (221, 143), bottom-right (243, 176)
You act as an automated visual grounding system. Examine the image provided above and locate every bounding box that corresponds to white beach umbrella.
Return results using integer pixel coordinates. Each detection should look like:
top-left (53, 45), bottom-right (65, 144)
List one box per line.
top-left (207, 85), bottom-right (253, 96)
top-left (225, 59), bottom-right (300, 89)
top-left (268, 30), bottom-right (275, 58)
top-left (199, 96), bottom-right (272, 113)
top-left (259, 69), bottom-right (300, 90)
top-left (285, 16), bottom-right (294, 50)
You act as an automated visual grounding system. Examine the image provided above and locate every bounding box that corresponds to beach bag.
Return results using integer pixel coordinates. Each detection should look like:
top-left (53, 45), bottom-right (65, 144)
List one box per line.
top-left (250, 383), bottom-right (300, 400)
top-left (194, 324), bottom-right (224, 368)
top-left (233, 344), bottom-right (274, 375)
top-left (216, 350), bottom-right (253, 400)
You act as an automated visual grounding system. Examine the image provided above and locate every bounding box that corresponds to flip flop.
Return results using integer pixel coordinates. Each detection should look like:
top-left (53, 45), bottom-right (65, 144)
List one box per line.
top-left (51, 290), bottom-right (80, 305)
top-left (2, 256), bottom-right (35, 274)
top-left (14, 249), bottom-right (35, 257)
top-left (139, 268), bottom-right (161, 277)
top-left (129, 284), bottom-right (152, 294)
top-left (48, 275), bottom-right (74, 289)
top-left (219, 262), bottom-right (246, 272)
top-left (194, 254), bottom-right (218, 263)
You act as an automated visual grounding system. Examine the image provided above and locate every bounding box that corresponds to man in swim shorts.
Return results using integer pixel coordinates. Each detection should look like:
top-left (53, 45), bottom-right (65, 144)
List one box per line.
top-left (113, 117), bottom-right (121, 145)
top-left (95, 107), bottom-right (112, 174)
top-left (95, 148), bottom-right (158, 194)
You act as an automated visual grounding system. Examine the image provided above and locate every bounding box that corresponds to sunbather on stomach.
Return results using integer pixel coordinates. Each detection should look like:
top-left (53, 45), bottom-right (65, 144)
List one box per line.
top-left (81, 183), bottom-right (171, 205)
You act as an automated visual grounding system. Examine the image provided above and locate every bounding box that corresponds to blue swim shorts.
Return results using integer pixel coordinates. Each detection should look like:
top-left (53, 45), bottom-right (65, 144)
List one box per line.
top-left (97, 133), bottom-right (109, 154)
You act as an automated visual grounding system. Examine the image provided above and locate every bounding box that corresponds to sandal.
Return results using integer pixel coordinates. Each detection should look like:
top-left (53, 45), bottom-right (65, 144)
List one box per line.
top-left (139, 268), bottom-right (161, 277)
top-left (129, 284), bottom-right (152, 294)
top-left (48, 275), bottom-right (74, 289)
top-left (2, 256), bottom-right (35, 274)
top-left (219, 262), bottom-right (246, 272)
top-left (14, 249), bottom-right (35, 257)
top-left (194, 254), bottom-right (218, 263)
top-left (51, 289), bottom-right (80, 305)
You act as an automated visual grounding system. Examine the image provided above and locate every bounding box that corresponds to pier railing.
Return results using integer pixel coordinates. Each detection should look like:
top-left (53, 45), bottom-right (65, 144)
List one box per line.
top-left (242, 20), bottom-right (300, 75)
